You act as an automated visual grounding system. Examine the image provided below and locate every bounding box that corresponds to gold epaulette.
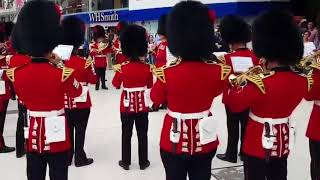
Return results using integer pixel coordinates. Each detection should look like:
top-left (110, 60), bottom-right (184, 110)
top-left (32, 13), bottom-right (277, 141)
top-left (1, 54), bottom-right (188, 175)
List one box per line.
top-left (85, 57), bottom-right (94, 69)
top-left (246, 72), bottom-right (274, 94)
top-left (6, 68), bottom-right (16, 82)
top-left (153, 67), bottom-right (166, 83)
top-left (62, 67), bottom-right (74, 82)
top-left (306, 74), bottom-right (314, 91)
top-left (218, 64), bottom-right (231, 80)
top-left (217, 55), bottom-right (226, 64)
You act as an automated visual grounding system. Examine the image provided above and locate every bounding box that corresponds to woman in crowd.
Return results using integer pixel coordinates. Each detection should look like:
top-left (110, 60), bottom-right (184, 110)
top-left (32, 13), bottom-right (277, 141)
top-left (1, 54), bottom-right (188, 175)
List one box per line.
top-left (151, 1), bottom-right (231, 180)
top-left (147, 34), bottom-right (156, 65)
top-left (112, 24), bottom-right (153, 171)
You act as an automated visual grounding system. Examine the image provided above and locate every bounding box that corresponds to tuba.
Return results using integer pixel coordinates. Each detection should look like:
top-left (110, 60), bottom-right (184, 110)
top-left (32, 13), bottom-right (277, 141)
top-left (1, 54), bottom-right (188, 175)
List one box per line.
top-left (229, 65), bottom-right (265, 88)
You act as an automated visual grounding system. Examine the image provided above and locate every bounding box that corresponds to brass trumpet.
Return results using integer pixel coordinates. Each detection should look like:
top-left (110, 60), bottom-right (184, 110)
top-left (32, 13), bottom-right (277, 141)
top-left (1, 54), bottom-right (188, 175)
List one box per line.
top-left (229, 65), bottom-right (264, 88)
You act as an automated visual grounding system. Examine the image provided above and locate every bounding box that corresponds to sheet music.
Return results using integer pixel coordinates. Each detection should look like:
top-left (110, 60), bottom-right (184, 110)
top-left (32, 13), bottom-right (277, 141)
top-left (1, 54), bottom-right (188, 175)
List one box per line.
top-left (230, 56), bottom-right (254, 73)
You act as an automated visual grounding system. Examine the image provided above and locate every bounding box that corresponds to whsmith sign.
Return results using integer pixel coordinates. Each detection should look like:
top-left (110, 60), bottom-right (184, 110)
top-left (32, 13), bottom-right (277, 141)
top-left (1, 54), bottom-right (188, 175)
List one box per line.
top-left (64, 9), bottom-right (129, 24)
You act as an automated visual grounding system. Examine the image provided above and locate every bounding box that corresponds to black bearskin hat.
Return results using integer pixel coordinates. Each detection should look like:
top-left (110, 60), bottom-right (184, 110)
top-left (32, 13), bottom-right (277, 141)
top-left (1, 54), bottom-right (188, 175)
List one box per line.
top-left (12, 0), bottom-right (61, 57)
top-left (252, 10), bottom-right (303, 65)
top-left (61, 16), bottom-right (85, 49)
top-left (120, 24), bottom-right (148, 60)
top-left (157, 14), bottom-right (167, 36)
top-left (219, 15), bottom-right (251, 44)
top-left (4, 21), bottom-right (14, 40)
top-left (116, 21), bottom-right (128, 36)
top-left (92, 25), bottom-right (106, 41)
top-left (167, 1), bottom-right (216, 60)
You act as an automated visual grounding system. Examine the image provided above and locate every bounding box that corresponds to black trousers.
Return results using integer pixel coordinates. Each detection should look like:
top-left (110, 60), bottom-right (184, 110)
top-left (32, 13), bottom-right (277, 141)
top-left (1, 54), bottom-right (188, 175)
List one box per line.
top-left (65, 108), bottom-right (90, 164)
top-left (121, 112), bottom-right (149, 165)
top-left (244, 155), bottom-right (287, 180)
top-left (160, 150), bottom-right (216, 180)
top-left (310, 140), bottom-right (320, 180)
top-left (16, 103), bottom-right (26, 155)
top-left (0, 100), bottom-right (9, 149)
top-left (27, 152), bottom-right (69, 180)
top-left (95, 67), bottom-right (106, 88)
top-left (225, 106), bottom-right (249, 159)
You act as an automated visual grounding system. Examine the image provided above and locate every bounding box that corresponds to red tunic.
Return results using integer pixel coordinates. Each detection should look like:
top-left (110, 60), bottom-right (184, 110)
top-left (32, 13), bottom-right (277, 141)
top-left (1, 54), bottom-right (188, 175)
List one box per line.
top-left (64, 55), bottom-right (98, 109)
top-left (306, 68), bottom-right (320, 141)
top-left (225, 67), bottom-right (309, 159)
top-left (7, 54), bottom-right (31, 105)
top-left (155, 41), bottom-right (168, 68)
top-left (112, 61), bottom-right (153, 113)
top-left (222, 48), bottom-right (260, 104)
top-left (151, 60), bottom-right (230, 155)
top-left (8, 60), bottom-right (82, 153)
top-left (90, 42), bottom-right (112, 68)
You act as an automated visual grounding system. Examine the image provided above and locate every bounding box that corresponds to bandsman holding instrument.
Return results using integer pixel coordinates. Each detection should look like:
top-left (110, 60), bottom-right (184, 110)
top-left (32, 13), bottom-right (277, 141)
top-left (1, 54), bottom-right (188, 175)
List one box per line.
top-left (216, 15), bottom-right (259, 163)
top-left (224, 10), bottom-right (309, 180)
top-left (9, 1), bottom-right (82, 179)
top-left (151, 2), bottom-right (231, 180)
top-left (61, 16), bottom-right (98, 167)
top-left (303, 51), bottom-right (320, 180)
top-left (90, 25), bottom-right (112, 90)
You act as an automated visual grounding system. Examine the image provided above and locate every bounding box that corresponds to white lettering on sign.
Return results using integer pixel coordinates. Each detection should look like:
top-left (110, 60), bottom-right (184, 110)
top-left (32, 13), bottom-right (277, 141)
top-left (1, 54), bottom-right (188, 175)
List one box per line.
top-left (89, 12), bottom-right (119, 22)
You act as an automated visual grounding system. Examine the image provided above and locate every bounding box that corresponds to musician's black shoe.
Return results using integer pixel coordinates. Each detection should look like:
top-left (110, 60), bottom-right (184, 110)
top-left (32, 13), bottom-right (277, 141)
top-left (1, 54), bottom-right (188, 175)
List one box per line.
top-left (118, 160), bottom-right (130, 170)
top-left (16, 150), bottom-right (26, 158)
top-left (140, 161), bottom-right (150, 170)
top-left (75, 158), bottom-right (94, 167)
top-left (216, 154), bottom-right (237, 163)
top-left (101, 86), bottom-right (108, 90)
top-left (0, 146), bottom-right (15, 153)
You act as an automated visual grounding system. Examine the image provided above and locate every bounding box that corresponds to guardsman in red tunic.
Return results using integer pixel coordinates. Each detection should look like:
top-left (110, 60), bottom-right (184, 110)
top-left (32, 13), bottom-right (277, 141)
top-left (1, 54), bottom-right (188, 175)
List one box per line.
top-left (113, 21), bottom-right (128, 64)
top-left (224, 11), bottom-right (308, 180)
top-left (305, 54), bottom-right (320, 180)
top-left (151, 2), bottom-right (230, 180)
top-left (61, 16), bottom-right (98, 167)
top-left (216, 15), bottom-right (260, 163)
top-left (0, 22), bottom-right (15, 154)
top-left (155, 15), bottom-right (168, 68)
top-left (112, 25), bottom-right (153, 171)
top-left (90, 25), bottom-right (110, 90)
top-left (9, 1), bottom-right (82, 180)
top-left (7, 29), bottom-right (31, 157)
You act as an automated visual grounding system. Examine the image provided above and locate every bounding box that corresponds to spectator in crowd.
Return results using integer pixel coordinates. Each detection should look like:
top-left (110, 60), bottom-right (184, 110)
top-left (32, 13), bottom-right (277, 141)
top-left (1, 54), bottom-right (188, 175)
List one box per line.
top-left (308, 21), bottom-right (319, 48)
top-left (304, 31), bottom-right (312, 43)
top-left (147, 34), bottom-right (156, 64)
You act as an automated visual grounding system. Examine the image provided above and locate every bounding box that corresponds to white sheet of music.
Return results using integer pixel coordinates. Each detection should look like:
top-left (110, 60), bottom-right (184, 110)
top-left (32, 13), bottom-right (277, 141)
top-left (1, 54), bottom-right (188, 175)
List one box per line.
top-left (230, 56), bottom-right (254, 73)
top-left (52, 45), bottom-right (74, 60)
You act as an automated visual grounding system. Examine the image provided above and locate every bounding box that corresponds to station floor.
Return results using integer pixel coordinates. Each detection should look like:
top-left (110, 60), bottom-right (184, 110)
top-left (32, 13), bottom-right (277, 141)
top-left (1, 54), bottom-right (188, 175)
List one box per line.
top-left (0, 70), bottom-right (313, 180)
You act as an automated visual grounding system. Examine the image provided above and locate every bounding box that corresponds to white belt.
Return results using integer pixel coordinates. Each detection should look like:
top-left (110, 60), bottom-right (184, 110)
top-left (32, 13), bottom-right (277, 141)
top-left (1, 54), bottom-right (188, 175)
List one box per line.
top-left (315, 100), bottom-right (320, 106)
top-left (28, 109), bottom-right (65, 118)
top-left (95, 55), bottom-right (107, 58)
top-left (123, 87), bottom-right (146, 93)
top-left (249, 112), bottom-right (289, 125)
top-left (168, 109), bottom-right (210, 120)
